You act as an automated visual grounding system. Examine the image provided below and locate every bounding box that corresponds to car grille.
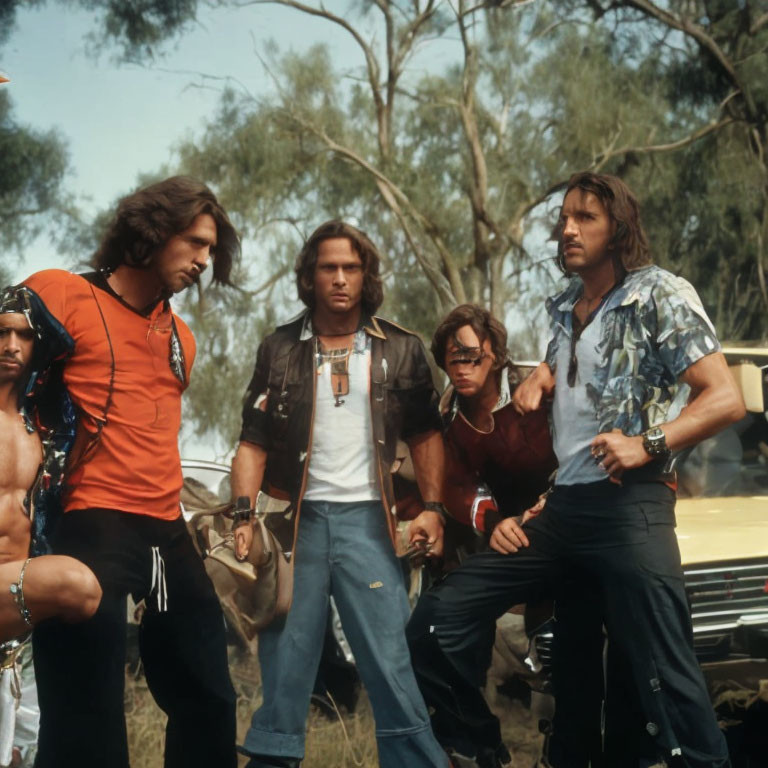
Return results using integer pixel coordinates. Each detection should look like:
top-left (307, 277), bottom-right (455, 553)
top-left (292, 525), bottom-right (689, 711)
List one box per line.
top-left (685, 558), bottom-right (768, 660)
top-left (525, 620), bottom-right (555, 692)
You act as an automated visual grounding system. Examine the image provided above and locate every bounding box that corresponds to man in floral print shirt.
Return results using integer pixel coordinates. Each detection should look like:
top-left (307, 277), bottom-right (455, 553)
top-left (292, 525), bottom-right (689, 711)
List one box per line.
top-left (409, 172), bottom-right (745, 768)
top-left (515, 172), bottom-right (744, 767)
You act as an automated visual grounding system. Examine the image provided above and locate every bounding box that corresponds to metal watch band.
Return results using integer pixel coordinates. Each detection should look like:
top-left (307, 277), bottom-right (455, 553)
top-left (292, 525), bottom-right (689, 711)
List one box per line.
top-left (642, 427), bottom-right (669, 457)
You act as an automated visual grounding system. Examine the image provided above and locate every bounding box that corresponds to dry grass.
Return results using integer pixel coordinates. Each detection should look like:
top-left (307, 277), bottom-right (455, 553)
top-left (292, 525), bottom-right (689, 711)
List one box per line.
top-left (126, 647), bottom-right (541, 767)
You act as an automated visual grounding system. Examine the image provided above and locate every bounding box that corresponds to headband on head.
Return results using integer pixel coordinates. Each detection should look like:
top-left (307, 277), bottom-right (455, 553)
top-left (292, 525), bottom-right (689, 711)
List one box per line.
top-left (0, 285), bottom-right (35, 332)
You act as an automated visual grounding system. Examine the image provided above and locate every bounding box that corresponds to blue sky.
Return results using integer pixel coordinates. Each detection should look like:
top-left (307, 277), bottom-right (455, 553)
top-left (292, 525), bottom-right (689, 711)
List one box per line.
top-left (3, 1), bottom-right (387, 280)
top-left (2, 1), bottom-right (484, 459)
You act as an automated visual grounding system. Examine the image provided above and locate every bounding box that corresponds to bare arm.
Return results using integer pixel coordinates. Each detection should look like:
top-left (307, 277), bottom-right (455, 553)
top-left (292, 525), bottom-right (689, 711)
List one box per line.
top-left (513, 362), bottom-right (555, 414)
top-left (593, 352), bottom-right (746, 477)
top-left (408, 429), bottom-right (444, 503)
top-left (230, 441), bottom-right (268, 559)
top-left (661, 351), bottom-right (746, 450)
top-left (406, 430), bottom-right (445, 557)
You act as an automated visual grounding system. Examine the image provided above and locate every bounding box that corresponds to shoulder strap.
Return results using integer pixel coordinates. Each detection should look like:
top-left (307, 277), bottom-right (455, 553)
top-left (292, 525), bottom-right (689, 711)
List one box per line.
top-left (66, 284), bottom-right (116, 473)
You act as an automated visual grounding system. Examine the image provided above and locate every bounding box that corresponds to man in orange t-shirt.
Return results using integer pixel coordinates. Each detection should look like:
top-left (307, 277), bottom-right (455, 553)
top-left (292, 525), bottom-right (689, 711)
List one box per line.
top-left (24, 176), bottom-right (241, 768)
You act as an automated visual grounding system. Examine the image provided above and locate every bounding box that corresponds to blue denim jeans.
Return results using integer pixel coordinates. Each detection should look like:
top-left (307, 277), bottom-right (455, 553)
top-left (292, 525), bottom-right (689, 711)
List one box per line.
top-left (241, 500), bottom-right (448, 768)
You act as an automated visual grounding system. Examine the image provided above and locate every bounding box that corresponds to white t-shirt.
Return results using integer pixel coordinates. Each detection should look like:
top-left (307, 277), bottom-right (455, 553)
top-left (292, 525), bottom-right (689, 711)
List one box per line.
top-left (304, 332), bottom-right (379, 502)
top-left (552, 303), bottom-right (610, 486)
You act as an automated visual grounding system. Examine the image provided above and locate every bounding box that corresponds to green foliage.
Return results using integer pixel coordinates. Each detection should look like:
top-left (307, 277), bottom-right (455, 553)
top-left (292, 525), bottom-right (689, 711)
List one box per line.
top-left (7, 0), bottom-right (767, 447)
top-left (0, 90), bottom-right (69, 260)
top-left (82, 0), bottom-right (198, 60)
top-left (170, 0), bottom-right (768, 444)
top-left (576, 0), bottom-right (768, 340)
top-left (180, 281), bottom-right (282, 450)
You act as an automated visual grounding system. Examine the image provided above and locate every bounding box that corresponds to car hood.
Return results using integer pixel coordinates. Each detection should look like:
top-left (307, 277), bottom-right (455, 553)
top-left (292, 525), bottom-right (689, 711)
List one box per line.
top-left (676, 496), bottom-right (768, 566)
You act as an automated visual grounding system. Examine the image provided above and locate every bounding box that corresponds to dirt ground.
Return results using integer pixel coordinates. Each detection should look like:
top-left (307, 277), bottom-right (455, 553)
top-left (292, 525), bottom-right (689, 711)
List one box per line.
top-left (125, 647), bottom-right (543, 768)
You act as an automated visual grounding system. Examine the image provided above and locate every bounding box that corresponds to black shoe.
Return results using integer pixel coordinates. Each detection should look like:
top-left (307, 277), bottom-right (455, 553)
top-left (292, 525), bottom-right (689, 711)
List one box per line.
top-left (444, 747), bottom-right (479, 768)
top-left (244, 756), bottom-right (301, 768)
top-left (476, 743), bottom-right (512, 768)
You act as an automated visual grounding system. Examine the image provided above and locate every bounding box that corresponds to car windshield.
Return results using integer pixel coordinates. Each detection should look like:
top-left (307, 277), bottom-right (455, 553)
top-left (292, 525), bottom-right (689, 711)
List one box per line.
top-left (676, 410), bottom-right (768, 498)
top-left (181, 462), bottom-right (231, 503)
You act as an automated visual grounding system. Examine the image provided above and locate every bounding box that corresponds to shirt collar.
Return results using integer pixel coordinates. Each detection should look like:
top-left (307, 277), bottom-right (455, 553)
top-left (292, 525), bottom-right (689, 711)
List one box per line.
top-left (494, 367), bottom-right (513, 413)
top-left (298, 309), bottom-right (387, 342)
top-left (443, 365), bottom-right (514, 420)
top-left (548, 267), bottom-right (652, 319)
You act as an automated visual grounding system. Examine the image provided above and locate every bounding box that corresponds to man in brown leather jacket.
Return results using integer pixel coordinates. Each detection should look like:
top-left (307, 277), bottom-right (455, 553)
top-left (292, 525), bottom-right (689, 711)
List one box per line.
top-left (231, 220), bottom-right (449, 768)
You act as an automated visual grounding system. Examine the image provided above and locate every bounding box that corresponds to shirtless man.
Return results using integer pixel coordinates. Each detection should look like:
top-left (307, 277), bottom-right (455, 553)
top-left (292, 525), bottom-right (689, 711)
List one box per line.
top-left (0, 286), bottom-right (101, 649)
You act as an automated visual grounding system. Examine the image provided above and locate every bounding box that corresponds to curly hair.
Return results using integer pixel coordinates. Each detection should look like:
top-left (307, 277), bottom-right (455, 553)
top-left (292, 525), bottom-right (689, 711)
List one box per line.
top-left (431, 304), bottom-right (510, 372)
top-left (94, 176), bottom-right (240, 284)
top-left (554, 171), bottom-right (652, 274)
top-left (295, 220), bottom-right (383, 314)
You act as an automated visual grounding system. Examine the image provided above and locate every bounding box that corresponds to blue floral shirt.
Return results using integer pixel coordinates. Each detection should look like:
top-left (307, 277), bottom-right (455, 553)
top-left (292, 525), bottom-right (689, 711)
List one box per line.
top-left (545, 265), bottom-right (720, 438)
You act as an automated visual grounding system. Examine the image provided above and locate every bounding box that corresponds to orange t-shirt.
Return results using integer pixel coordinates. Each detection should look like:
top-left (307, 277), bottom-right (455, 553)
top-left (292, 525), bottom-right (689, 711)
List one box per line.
top-left (24, 269), bottom-right (196, 520)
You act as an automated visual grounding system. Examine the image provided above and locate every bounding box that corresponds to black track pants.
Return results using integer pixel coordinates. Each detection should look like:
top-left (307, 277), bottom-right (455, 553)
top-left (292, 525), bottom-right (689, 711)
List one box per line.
top-left (33, 508), bottom-right (237, 768)
top-left (408, 481), bottom-right (730, 768)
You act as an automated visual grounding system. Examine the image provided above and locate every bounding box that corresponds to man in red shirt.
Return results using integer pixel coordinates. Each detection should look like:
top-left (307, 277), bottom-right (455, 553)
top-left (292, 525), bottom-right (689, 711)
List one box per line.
top-left (24, 176), bottom-right (241, 768)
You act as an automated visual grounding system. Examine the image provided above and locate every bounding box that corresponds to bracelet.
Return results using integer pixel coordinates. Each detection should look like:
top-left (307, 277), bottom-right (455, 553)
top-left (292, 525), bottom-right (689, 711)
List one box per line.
top-left (231, 496), bottom-right (254, 527)
top-left (232, 508), bottom-right (253, 526)
top-left (423, 501), bottom-right (448, 522)
top-left (10, 558), bottom-right (32, 627)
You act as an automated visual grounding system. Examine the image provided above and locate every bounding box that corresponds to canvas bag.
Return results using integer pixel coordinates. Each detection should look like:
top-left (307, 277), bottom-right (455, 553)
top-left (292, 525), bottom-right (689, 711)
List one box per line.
top-left (180, 478), bottom-right (293, 639)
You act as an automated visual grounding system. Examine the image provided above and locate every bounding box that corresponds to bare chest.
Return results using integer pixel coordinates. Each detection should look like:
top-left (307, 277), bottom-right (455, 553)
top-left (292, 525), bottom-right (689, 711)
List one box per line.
top-left (0, 412), bottom-right (43, 497)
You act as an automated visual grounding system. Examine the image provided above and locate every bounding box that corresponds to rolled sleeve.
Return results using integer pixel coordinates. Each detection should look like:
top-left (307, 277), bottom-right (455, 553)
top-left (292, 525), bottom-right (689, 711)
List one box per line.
top-left (239, 341), bottom-right (273, 448)
top-left (653, 275), bottom-right (721, 379)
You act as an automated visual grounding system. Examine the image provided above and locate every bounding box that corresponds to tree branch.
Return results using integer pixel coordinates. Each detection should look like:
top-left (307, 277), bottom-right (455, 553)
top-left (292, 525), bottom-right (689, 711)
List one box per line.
top-left (750, 12), bottom-right (768, 36)
top-left (620, 1), bottom-right (747, 101)
top-left (592, 116), bottom-right (735, 167)
top-left (245, 0), bottom-right (385, 129)
top-left (285, 110), bottom-right (464, 303)
top-left (237, 263), bottom-right (292, 298)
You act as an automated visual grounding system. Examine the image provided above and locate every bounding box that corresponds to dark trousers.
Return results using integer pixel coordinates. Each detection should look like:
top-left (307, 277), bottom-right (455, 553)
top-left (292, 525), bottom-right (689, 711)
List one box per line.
top-left (32, 509), bottom-right (237, 768)
top-left (407, 481), bottom-right (730, 768)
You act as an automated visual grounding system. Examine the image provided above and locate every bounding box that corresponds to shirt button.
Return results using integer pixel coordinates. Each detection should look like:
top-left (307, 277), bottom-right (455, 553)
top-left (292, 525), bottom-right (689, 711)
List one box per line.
top-left (646, 722), bottom-right (659, 736)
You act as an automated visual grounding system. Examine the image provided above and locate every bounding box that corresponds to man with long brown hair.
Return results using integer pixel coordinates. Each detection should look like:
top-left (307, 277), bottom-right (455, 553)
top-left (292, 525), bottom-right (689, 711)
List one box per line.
top-left (231, 220), bottom-right (449, 768)
top-left (514, 172), bottom-right (741, 766)
top-left (23, 176), bottom-right (241, 768)
top-left (409, 173), bottom-right (743, 767)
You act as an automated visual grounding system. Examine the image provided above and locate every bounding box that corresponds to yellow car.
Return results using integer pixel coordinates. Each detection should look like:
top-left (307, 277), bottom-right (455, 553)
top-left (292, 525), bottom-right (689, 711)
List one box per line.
top-left (675, 344), bottom-right (768, 686)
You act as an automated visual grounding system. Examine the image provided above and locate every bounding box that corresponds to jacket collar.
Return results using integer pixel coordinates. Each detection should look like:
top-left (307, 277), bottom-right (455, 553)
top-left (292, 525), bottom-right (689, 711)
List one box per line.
top-left (441, 364), bottom-right (514, 421)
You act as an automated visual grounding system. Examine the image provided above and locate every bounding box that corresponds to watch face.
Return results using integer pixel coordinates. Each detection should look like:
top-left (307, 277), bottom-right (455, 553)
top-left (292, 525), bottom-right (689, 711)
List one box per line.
top-left (644, 427), bottom-right (669, 455)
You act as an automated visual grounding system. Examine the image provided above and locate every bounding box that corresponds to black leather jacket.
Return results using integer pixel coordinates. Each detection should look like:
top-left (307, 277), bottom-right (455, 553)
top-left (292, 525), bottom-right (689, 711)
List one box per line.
top-left (239, 311), bottom-right (441, 547)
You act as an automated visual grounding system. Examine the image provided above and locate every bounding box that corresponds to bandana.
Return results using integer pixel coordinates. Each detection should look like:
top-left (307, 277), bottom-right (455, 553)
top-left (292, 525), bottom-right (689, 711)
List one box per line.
top-left (0, 285), bottom-right (36, 333)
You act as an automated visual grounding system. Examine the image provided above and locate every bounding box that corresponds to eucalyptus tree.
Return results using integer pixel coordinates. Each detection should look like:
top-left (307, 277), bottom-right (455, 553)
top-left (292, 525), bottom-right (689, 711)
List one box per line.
top-left (179, 1), bottom-right (726, 321)
top-left (571, 0), bottom-right (768, 338)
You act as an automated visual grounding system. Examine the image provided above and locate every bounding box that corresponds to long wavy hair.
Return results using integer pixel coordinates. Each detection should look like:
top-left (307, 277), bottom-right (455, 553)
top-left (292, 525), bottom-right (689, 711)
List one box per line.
top-left (94, 176), bottom-right (240, 284)
top-left (295, 220), bottom-right (384, 314)
top-left (554, 172), bottom-right (652, 274)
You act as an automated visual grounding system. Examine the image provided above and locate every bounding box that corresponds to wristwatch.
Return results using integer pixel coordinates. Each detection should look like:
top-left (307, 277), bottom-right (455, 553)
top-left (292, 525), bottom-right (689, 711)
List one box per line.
top-left (642, 427), bottom-right (670, 458)
top-left (231, 496), bottom-right (254, 527)
top-left (423, 501), bottom-right (448, 522)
